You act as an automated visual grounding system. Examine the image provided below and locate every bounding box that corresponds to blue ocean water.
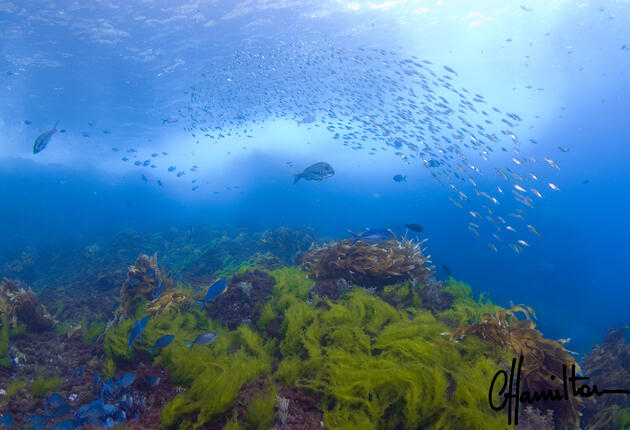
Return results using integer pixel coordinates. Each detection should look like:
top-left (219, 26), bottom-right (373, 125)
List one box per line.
top-left (0, 1), bottom-right (629, 427)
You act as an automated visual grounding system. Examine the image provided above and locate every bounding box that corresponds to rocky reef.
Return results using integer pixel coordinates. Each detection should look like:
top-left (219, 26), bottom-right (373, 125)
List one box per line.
top-left (117, 253), bottom-right (171, 319)
top-left (0, 226), bottom-right (622, 429)
top-left (301, 237), bottom-right (433, 287)
top-left (0, 278), bottom-right (55, 332)
top-left (581, 327), bottom-right (630, 429)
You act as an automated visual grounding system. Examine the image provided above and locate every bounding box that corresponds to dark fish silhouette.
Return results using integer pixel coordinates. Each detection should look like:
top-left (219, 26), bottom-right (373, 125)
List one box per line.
top-left (393, 174), bottom-right (407, 182)
top-left (293, 162), bottom-right (334, 184)
top-left (33, 121), bottom-right (58, 154)
top-left (405, 224), bottom-right (424, 233)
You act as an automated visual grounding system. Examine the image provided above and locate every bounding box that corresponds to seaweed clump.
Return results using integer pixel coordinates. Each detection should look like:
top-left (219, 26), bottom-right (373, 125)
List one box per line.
top-left (116, 253), bottom-right (170, 319)
top-left (0, 278), bottom-right (55, 332)
top-left (207, 270), bottom-right (275, 329)
top-left (581, 327), bottom-right (630, 429)
top-left (301, 237), bottom-right (432, 288)
top-left (451, 304), bottom-right (581, 427)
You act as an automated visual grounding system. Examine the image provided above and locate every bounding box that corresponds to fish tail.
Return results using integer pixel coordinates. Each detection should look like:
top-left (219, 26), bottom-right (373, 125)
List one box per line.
top-left (293, 173), bottom-right (302, 184)
top-left (184, 340), bottom-right (193, 350)
top-left (348, 230), bottom-right (359, 245)
top-left (147, 346), bottom-right (154, 352)
top-left (403, 176), bottom-right (407, 182)
top-left (53, 120), bottom-right (59, 130)
top-left (196, 300), bottom-right (205, 311)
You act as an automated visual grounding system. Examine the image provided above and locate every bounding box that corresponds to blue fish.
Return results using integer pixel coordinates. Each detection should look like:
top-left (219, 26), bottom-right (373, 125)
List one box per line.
top-left (393, 174), bottom-right (407, 182)
top-left (151, 279), bottom-right (163, 300)
top-left (51, 404), bottom-right (72, 419)
top-left (0, 413), bottom-right (15, 429)
top-left (184, 332), bottom-right (218, 350)
top-left (51, 419), bottom-right (80, 430)
top-left (26, 414), bottom-right (47, 430)
top-left (127, 316), bottom-right (149, 350)
top-left (349, 228), bottom-right (397, 245)
top-left (147, 334), bottom-right (174, 352)
top-left (47, 392), bottom-right (64, 410)
top-left (145, 375), bottom-right (160, 387)
top-left (116, 373), bottom-right (135, 388)
top-left (197, 279), bottom-right (227, 310)
top-left (33, 121), bottom-right (59, 154)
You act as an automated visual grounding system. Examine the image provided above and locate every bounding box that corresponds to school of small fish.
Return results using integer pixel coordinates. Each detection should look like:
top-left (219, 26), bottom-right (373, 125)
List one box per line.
top-left (180, 42), bottom-right (566, 254)
top-left (29, 42), bottom-right (568, 255)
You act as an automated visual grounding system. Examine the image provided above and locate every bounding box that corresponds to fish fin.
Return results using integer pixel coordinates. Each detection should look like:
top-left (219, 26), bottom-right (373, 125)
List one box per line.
top-left (293, 173), bottom-right (302, 184)
top-left (53, 121), bottom-right (59, 130)
top-left (196, 300), bottom-right (205, 311)
top-left (147, 346), bottom-right (154, 352)
top-left (184, 340), bottom-right (193, 350)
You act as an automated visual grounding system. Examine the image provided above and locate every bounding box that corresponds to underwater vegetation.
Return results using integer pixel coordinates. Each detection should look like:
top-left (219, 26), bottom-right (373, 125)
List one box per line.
top-left (301, 237), bottom-right (432, 288)
top-left (0, 278), bottom-right (56, 332)
top-left (581, 327), bottom-right (630, 429)
top-left (0, 228), bottom-right (611, 429)
top-left (116, 253), bottom-right (173, 319)
top-left (100, 251), bottom-right (580, 429)
top-left (450, 304), bottom-right (581, 427)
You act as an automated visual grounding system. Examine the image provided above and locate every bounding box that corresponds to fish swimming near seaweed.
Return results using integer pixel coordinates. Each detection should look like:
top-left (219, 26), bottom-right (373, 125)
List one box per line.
top-left (349, 228), bottom-right (397, 245)
top-left (147, 334), bottom-right (174, 352)
top-left (150, 279), bottom-right (163, 300)
top-left (197, 279), bottom-right (227, 310)
top-left (127, 316), bottom-right (149, 350)
top-left (293, 162), bottom-right (334, 184)
top-left (184, 332), bottom-right (218, 350)
top-left (33, 121), bottom-right (59, 154)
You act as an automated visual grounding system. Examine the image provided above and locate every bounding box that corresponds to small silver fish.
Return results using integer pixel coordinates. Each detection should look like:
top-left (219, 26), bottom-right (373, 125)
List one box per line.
top-left (33, 121), bottom-right (59, 154)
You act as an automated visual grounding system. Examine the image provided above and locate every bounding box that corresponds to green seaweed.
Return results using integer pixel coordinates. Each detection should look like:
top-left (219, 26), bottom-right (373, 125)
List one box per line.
top-left (103, 318), bottom-right (136, 361)
top-left (159, 323), bottom-right (274, 429)
top-left (54, 301), bottom-right (64, 319)
top-left (222, 410), bottom-right (243, 430)
top-left (6, 378), bottom-right (28, 396)
top-left (83, 321), bottom-right (106, 344)
top-left (54, 321), bottom-right (70, 336)
top-left (30, 374), bottom-right (62, 397)
top-left (438, 279), bottom-right (502, 326)
top-left (619, 408), bottom-right (630, 429)
top-left (244, 384), bottom-right (276, 430)
top-left (274, 288), bottom-right (507, 429)
top-left (0, 314), bottom-right (10, 368)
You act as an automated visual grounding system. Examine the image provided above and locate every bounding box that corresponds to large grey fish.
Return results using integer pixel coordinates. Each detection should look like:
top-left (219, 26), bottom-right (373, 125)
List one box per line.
top-left (33, 121), bottom-right (58, 154)
top-left (293, 162), bottom-right (334, 184)
top-left (184, 332), bottom-right (218, 350)
top-left (349, 228), bottom-right (397, 245)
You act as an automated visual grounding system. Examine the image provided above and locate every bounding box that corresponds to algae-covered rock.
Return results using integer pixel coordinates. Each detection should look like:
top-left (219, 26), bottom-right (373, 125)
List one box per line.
top-left (146, 289), bottom-right (192, 317)
top-left (0, 278), bottom-right (55, 332)
top-left (207, 270), bottom-right (275, 329)
top-left (117, 253), bottom-right (170, 318)
top-left (581, 327), bottom-right (630, 429)
top-left (301, 237), bottom-right (433, 288)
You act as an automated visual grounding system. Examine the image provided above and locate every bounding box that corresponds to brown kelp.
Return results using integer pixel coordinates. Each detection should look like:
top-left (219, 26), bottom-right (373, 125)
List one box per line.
top-left (450, 304), bottom-right (581, 427)
top-left (581, 327), bottom-right (630, 429)
top-left (0, 278), bottom-right (56, 332)
top-left (301, 237), bottom-right (433, 288)
top-left (117, 253), bottom-right (170, 319)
